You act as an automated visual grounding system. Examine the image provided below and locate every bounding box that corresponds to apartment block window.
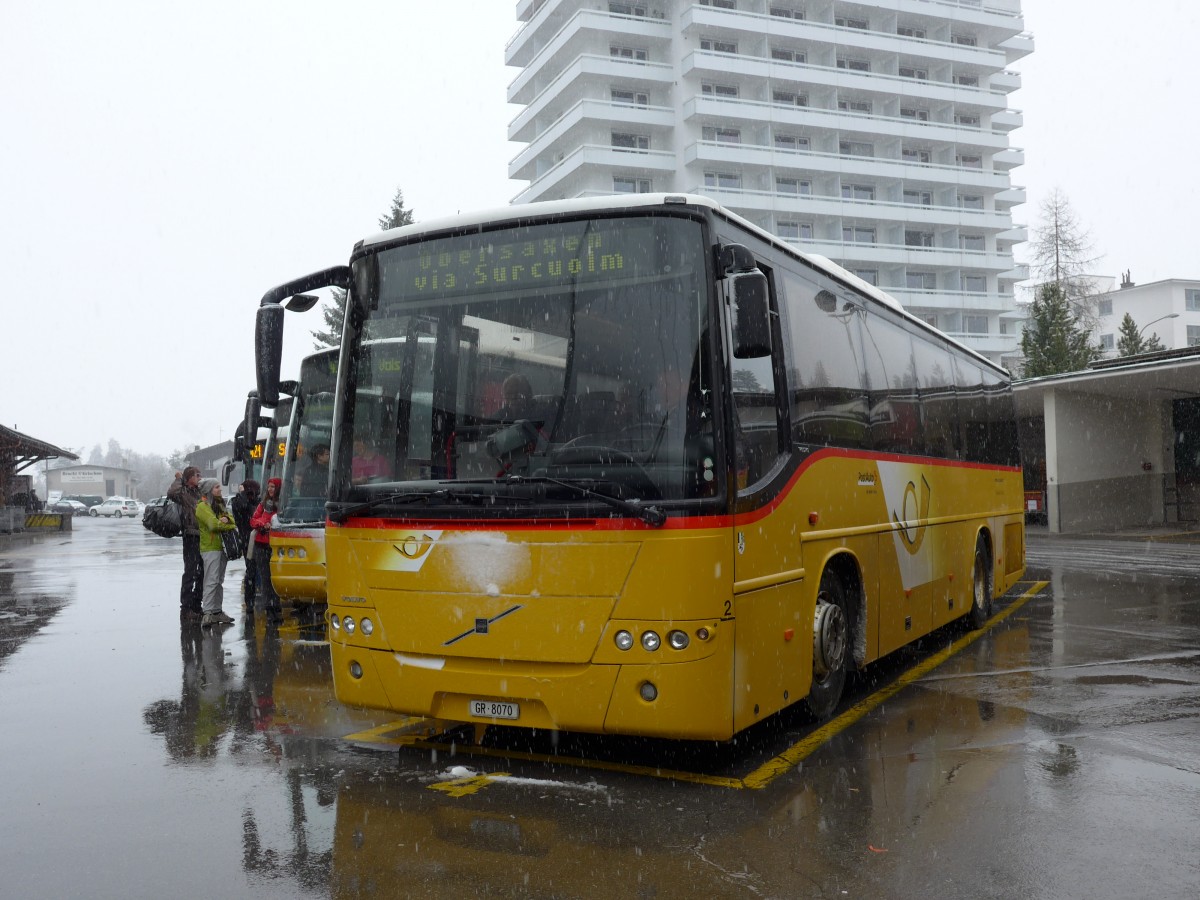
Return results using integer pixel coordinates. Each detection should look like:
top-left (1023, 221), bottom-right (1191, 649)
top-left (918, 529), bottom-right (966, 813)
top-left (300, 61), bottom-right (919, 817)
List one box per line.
top-left (900, 107), bottom-right (930, 121)
top-left (957, 154), bottom-right (983, 169)
top-left (1097, 298), bottom-right (1113, 316)
top-left (702, 126), bottom-right (742, 143)
top-left (960, 193), bottom-right (984, 210)
top-left (1100, 333), bottom-right (1115, 351)
top-left (769, 5), bottom-right (804, 18)
top-left (1188, 325), bottom-right (1200, 347)
top-left (905, 230), bottom-right (934, 247)
top-left (700, 37), bottom-right (738, 53)
top-left (613, 176), bottom-right (652, 193)
top-left (1186, 289), bottom-right (1200, 311)
top-left (952, 33), bottom-right (978, 46)
top-left (704, 171), bottom-right (742, 189)
top-left (610, 45), bottom-right (649, 61)
top-left (837, 57), bottom-right (871, 72)
top-left (922, 314), bottom-right (939, 328)
top-left (611, 132), bottom-right (649, 150)
top-left (835, 16), bottom-right (868, 29)
top-left (838, 99), bottom-right (873, 114)
top-left (777, 221), bottom-right (813, 241)
top-left (903, 188), bottom-right (933, 206)
top-left (954, 73), bottom-right (980, 87)
top-left (700, 0), bottom-right (737, 7)
top-left (774, 133), bottom-right (810, 150)
top-left (960, 234), bottom-right (985, 251)
top-left (611, 88), bottom-right (649, 106)
top-left (964, 315), bottom-right (989, 334)
top-left (842, 225), bottom-right (876, 243)
top-left (702, 82), bottom-right (740, 98)
top-left (839, 140), bottom-right (874, 157)
top-left (902, 147), bottom-right (931, 164)
top-left (963, 274), bottom-right (987, 293)
top-left (776, 177), bottom-right (812, 195)
top-left (897, 25), bottom-right (926, 38)
top-left (771, 90), bottom-right (809, 107)
top-left (841, 183), bottom-right (875, 201)
top-left (771, 47), bottom-right (806, 63)
top-left (851, 269), bottom-right (879, 286)
top-left (907, 271), bottom-right (937, 291)
top-left (608, 3), bottom-right (647, 15)
top-left (955, 113), bottom-right (980, 128)
top-left (899, 66), bottom-right (928, 80)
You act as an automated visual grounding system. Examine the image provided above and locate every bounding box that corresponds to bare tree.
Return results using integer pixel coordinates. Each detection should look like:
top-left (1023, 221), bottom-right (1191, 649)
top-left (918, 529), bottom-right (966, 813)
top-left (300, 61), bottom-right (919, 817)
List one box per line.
top-left (1028, 188), bottom-right (1103, 328)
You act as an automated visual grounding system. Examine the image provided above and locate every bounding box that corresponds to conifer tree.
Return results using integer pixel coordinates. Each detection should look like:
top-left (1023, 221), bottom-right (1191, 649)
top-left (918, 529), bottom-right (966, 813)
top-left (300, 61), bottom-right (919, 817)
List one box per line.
top-left (1115, 312), bottom-right (1165, 357)
top-left (1019, 282), bottom-right (1101, 377)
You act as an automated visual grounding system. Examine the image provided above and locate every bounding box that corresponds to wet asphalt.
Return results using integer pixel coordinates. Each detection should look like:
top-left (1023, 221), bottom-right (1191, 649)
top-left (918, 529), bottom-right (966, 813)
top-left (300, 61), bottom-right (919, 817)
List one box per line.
top-left (0, 518), bottom-right (1197, 899)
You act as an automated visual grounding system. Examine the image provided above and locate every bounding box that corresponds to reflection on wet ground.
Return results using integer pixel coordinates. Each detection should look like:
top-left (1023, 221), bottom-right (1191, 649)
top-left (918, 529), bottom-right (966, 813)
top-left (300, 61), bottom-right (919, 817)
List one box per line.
top-left (0, 523), bottom-right (1197, 899)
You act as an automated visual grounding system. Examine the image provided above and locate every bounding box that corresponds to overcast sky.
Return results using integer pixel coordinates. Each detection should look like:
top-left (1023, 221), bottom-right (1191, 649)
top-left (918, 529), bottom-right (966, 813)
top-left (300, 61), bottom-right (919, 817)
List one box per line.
top-left (2, 2), bottom-right (1194, 457)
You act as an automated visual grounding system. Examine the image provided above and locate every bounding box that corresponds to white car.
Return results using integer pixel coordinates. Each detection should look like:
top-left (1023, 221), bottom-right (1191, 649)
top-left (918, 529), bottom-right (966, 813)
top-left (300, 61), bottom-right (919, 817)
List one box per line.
top-left (90, 498), bottom-right (140, 518)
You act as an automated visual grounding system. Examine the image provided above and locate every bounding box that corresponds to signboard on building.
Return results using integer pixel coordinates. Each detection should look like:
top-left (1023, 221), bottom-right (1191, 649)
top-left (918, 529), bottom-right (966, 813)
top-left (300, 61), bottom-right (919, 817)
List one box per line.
top-left (60, 469), bottom-right (105, 484)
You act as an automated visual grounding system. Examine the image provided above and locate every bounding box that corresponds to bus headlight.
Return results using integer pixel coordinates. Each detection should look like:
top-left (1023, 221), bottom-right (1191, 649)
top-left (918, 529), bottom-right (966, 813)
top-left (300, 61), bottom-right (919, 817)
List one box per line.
top-left (330, 614), bottom-right (341, 631)
top-left (641, 631), bottom-right (661, 652)
top-left (614, 630), bottom-right (634, 651)
top-left (667, 630), bottom-right (690, 650)
top-left (360, 617), bottom-right (374, 636)
top-left (343, 616), bottom-right (356, 635)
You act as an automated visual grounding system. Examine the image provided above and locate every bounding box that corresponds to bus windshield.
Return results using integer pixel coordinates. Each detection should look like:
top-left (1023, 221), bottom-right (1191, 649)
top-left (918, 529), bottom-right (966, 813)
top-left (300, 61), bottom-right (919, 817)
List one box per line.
top-left (334, 214), bottom-right (720, 517)
top-left (279, 355), bottom-right (335, 524)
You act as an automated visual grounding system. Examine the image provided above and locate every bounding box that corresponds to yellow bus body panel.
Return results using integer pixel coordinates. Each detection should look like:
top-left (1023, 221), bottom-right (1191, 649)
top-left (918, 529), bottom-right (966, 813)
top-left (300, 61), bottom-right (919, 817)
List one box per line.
top-left (269, 528), bottom-right (327, 604)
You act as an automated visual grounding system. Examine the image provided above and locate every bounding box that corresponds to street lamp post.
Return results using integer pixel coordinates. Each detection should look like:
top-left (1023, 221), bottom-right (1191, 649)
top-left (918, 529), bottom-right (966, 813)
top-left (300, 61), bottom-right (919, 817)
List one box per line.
top-left (1138, 313), bottom-right (1180, 340)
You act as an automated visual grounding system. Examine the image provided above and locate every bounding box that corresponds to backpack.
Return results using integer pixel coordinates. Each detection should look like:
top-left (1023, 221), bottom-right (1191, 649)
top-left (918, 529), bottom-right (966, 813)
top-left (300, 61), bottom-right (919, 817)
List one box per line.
top-left (142, 499), bottom-right (182, 538)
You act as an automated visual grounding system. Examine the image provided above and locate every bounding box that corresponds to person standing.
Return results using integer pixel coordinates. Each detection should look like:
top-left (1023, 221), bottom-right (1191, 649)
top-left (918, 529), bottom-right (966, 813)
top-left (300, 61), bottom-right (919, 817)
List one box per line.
top-left (250, 477), bottom-right (283, 621)
top-left (231, 479), bottom-right (260, 608)
top-left (195, 479), bottom-right (237, 627)
top-left (296, 444), bottom-right (330, 496)
top-left (167, 466), bottom-right (204, 622)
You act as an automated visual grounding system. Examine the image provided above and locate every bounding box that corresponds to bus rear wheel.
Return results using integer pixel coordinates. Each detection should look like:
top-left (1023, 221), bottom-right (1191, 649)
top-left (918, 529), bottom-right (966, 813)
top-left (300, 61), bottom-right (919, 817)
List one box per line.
top-left (803, 568), bottom-right (849, 721)
top-left (968, 536), bottom-right (993, 629)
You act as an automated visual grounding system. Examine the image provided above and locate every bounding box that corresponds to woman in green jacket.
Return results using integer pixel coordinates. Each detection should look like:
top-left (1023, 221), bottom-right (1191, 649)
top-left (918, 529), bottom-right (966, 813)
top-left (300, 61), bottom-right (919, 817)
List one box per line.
top-left (196, 478), bottom-right (238, 627)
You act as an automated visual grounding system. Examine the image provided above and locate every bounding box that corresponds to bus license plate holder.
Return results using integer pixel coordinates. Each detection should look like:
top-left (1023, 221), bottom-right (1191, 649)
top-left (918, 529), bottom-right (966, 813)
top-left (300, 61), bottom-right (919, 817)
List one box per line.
top-left (470, 699), bottom-right (520, 720)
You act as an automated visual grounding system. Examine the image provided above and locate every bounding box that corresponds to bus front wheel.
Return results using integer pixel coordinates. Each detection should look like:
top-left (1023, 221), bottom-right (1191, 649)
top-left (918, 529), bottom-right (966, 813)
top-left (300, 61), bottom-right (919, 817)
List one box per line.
top-left (803, 568), bottom-right (849, 721)
top-left (968, 536), bottom-right (993, 629)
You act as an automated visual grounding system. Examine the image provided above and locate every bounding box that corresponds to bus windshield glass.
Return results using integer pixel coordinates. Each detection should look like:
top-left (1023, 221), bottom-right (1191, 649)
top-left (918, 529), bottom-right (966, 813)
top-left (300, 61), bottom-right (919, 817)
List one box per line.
top-left (336, 214), bottom-right (719, 516)
top-left (279, 353), bottom-right (336, 524)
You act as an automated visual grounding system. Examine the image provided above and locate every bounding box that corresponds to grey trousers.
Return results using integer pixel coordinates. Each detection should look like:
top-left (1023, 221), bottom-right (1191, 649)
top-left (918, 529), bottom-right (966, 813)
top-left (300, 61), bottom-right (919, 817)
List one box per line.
top-left (200, 550), bottom-right (228, 614)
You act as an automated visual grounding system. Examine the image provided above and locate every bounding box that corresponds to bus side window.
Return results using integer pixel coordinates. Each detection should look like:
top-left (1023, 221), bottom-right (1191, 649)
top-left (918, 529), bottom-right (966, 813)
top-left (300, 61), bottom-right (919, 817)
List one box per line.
top-left (730, 264), bottom-right (787, 490)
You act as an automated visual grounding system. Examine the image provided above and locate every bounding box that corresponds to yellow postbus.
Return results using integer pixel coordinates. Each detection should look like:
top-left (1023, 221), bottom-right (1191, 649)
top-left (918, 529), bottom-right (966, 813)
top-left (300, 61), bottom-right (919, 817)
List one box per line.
top-left (254, 195), bottom-right (1025, 741)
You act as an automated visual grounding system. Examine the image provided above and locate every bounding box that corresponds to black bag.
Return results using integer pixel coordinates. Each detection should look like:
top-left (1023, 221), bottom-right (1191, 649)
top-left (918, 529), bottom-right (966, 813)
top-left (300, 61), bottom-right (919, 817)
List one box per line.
top-left (142, 499), bottom-right (182, 538)
top-left (220, 528), bottom-right (243, 560)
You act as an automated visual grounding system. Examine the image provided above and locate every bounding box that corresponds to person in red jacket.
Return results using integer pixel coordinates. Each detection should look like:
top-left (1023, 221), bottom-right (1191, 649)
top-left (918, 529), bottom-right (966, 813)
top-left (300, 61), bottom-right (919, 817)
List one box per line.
top-left (249, 478), bottom-right (283, 621)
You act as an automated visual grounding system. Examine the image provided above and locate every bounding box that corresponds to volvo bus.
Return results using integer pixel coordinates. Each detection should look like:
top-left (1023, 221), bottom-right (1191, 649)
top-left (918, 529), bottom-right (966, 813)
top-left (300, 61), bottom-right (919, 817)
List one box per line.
top-left (254, 194), bottom-right (1025, 741)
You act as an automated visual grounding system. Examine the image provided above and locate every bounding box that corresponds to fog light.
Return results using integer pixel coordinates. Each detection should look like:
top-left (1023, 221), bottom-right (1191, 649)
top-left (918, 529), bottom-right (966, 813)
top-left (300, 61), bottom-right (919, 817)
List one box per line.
top-left (343, 616), bottom-right (356, 634)
top-left (641, 631), bottom-right (661, 651)
top-left (614, 630), bottom-right (634, 651)
top-left (349, 661), bottom-right (363, 679)
top-left (287, 547), bottom-right (296, 558)
top-left (297, 547), bottom-right (307, 559)
top-left (330, 614), bottom-right (341, 631)
top-left (667, 629), bottom-right (689, 650)
top-left (639, 681), bottom-right (658, 702)
top-left (360, 617), bottom-right (374, 636)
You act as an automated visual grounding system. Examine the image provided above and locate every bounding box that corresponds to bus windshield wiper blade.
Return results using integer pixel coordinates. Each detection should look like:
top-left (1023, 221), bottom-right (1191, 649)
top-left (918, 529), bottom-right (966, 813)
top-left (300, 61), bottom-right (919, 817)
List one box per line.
top-left (328, 487), bottom-right (532, 523)
top-left (507, 475), bottom-right (666, 527)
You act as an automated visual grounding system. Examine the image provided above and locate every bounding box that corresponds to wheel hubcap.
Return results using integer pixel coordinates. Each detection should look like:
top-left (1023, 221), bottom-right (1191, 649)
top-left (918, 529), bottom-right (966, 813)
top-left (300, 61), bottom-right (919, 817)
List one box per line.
top-left (813, 599), bottom-right (848, 679)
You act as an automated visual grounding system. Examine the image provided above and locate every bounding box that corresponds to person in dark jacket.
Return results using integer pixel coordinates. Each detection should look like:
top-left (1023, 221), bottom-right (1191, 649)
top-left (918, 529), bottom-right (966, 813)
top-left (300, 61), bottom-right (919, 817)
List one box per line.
top-left (231, 479), bottom-right (261, 607)
top-left (167, 466), bottom-right (204, 622)
top-left (249, 478), bottom-right (283, 621)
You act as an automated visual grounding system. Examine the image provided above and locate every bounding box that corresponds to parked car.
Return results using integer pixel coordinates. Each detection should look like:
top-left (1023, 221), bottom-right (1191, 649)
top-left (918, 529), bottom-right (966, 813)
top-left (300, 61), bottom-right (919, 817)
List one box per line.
top-left (90, 498), bottom-right (140, 518)
top-left (49, 499), bottom-right (89, 517)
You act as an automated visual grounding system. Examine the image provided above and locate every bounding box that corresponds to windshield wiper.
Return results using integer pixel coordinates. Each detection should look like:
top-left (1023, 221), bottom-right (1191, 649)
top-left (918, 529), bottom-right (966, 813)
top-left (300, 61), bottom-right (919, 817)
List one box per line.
top-left (506, 475), bottom-right (666, 527)
top-left (328, 487), bottom-right (531, 523)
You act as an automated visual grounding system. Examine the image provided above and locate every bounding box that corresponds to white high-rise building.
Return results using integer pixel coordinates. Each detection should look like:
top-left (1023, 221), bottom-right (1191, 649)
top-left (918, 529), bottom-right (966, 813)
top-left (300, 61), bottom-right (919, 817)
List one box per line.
top-left (505, 0), bottom-right (1032, 364)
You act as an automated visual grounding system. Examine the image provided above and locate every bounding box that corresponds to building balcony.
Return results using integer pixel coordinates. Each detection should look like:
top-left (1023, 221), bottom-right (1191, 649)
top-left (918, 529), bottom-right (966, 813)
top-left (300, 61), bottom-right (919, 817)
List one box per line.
top-left (506, 8), bottom-right (671, 99)
top-left (990, 70), bottom-right (1022, 93)
top-left (509, 52), bottom-right (675, 111)
top-left (994, 186), bottom-right (1026, 209)
top-left (509, 99), bottom-right (675, 179)
top-left (684, 50), bottom-right (1010, 112)
top-left (685, 140), bottom-right (1012, 192)
top-left (683, 95), bottom-right (1014, 150)
top-left (991, 147), bottom-right (1025, 171)
top-left (884, 287), bottom-right (1021, 314)
top-left (996, 224), bottom-right (1028, 242)
top-left (990, 109), bottom-right (1024, 132)
top-left (998, 32), bottom-right (1035, 63)
top-left (798, 239), bottom-right (1016, 274)
top-left (512, 143), bottom-right (676, 201)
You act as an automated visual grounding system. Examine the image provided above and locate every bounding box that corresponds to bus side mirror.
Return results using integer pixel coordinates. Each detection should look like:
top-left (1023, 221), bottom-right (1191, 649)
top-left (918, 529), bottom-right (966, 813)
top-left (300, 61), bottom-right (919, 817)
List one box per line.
top-left (243, 393), bottom-right (263, 456)
top-left (731, 271), bottom-right (772, 359)
top-left (256, 304), bottom-right (285, 407)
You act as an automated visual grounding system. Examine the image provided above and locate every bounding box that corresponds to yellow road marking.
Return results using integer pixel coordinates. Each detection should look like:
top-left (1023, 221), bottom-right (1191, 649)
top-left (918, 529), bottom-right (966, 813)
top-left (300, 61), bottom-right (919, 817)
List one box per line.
top-left (345, 581), bottom-right (1050, 792)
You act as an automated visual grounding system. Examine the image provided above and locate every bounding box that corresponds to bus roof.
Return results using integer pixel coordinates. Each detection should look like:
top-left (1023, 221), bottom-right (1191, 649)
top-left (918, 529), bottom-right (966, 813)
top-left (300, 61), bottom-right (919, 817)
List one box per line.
top-left (356, 193), bottom-right (1004, 377)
